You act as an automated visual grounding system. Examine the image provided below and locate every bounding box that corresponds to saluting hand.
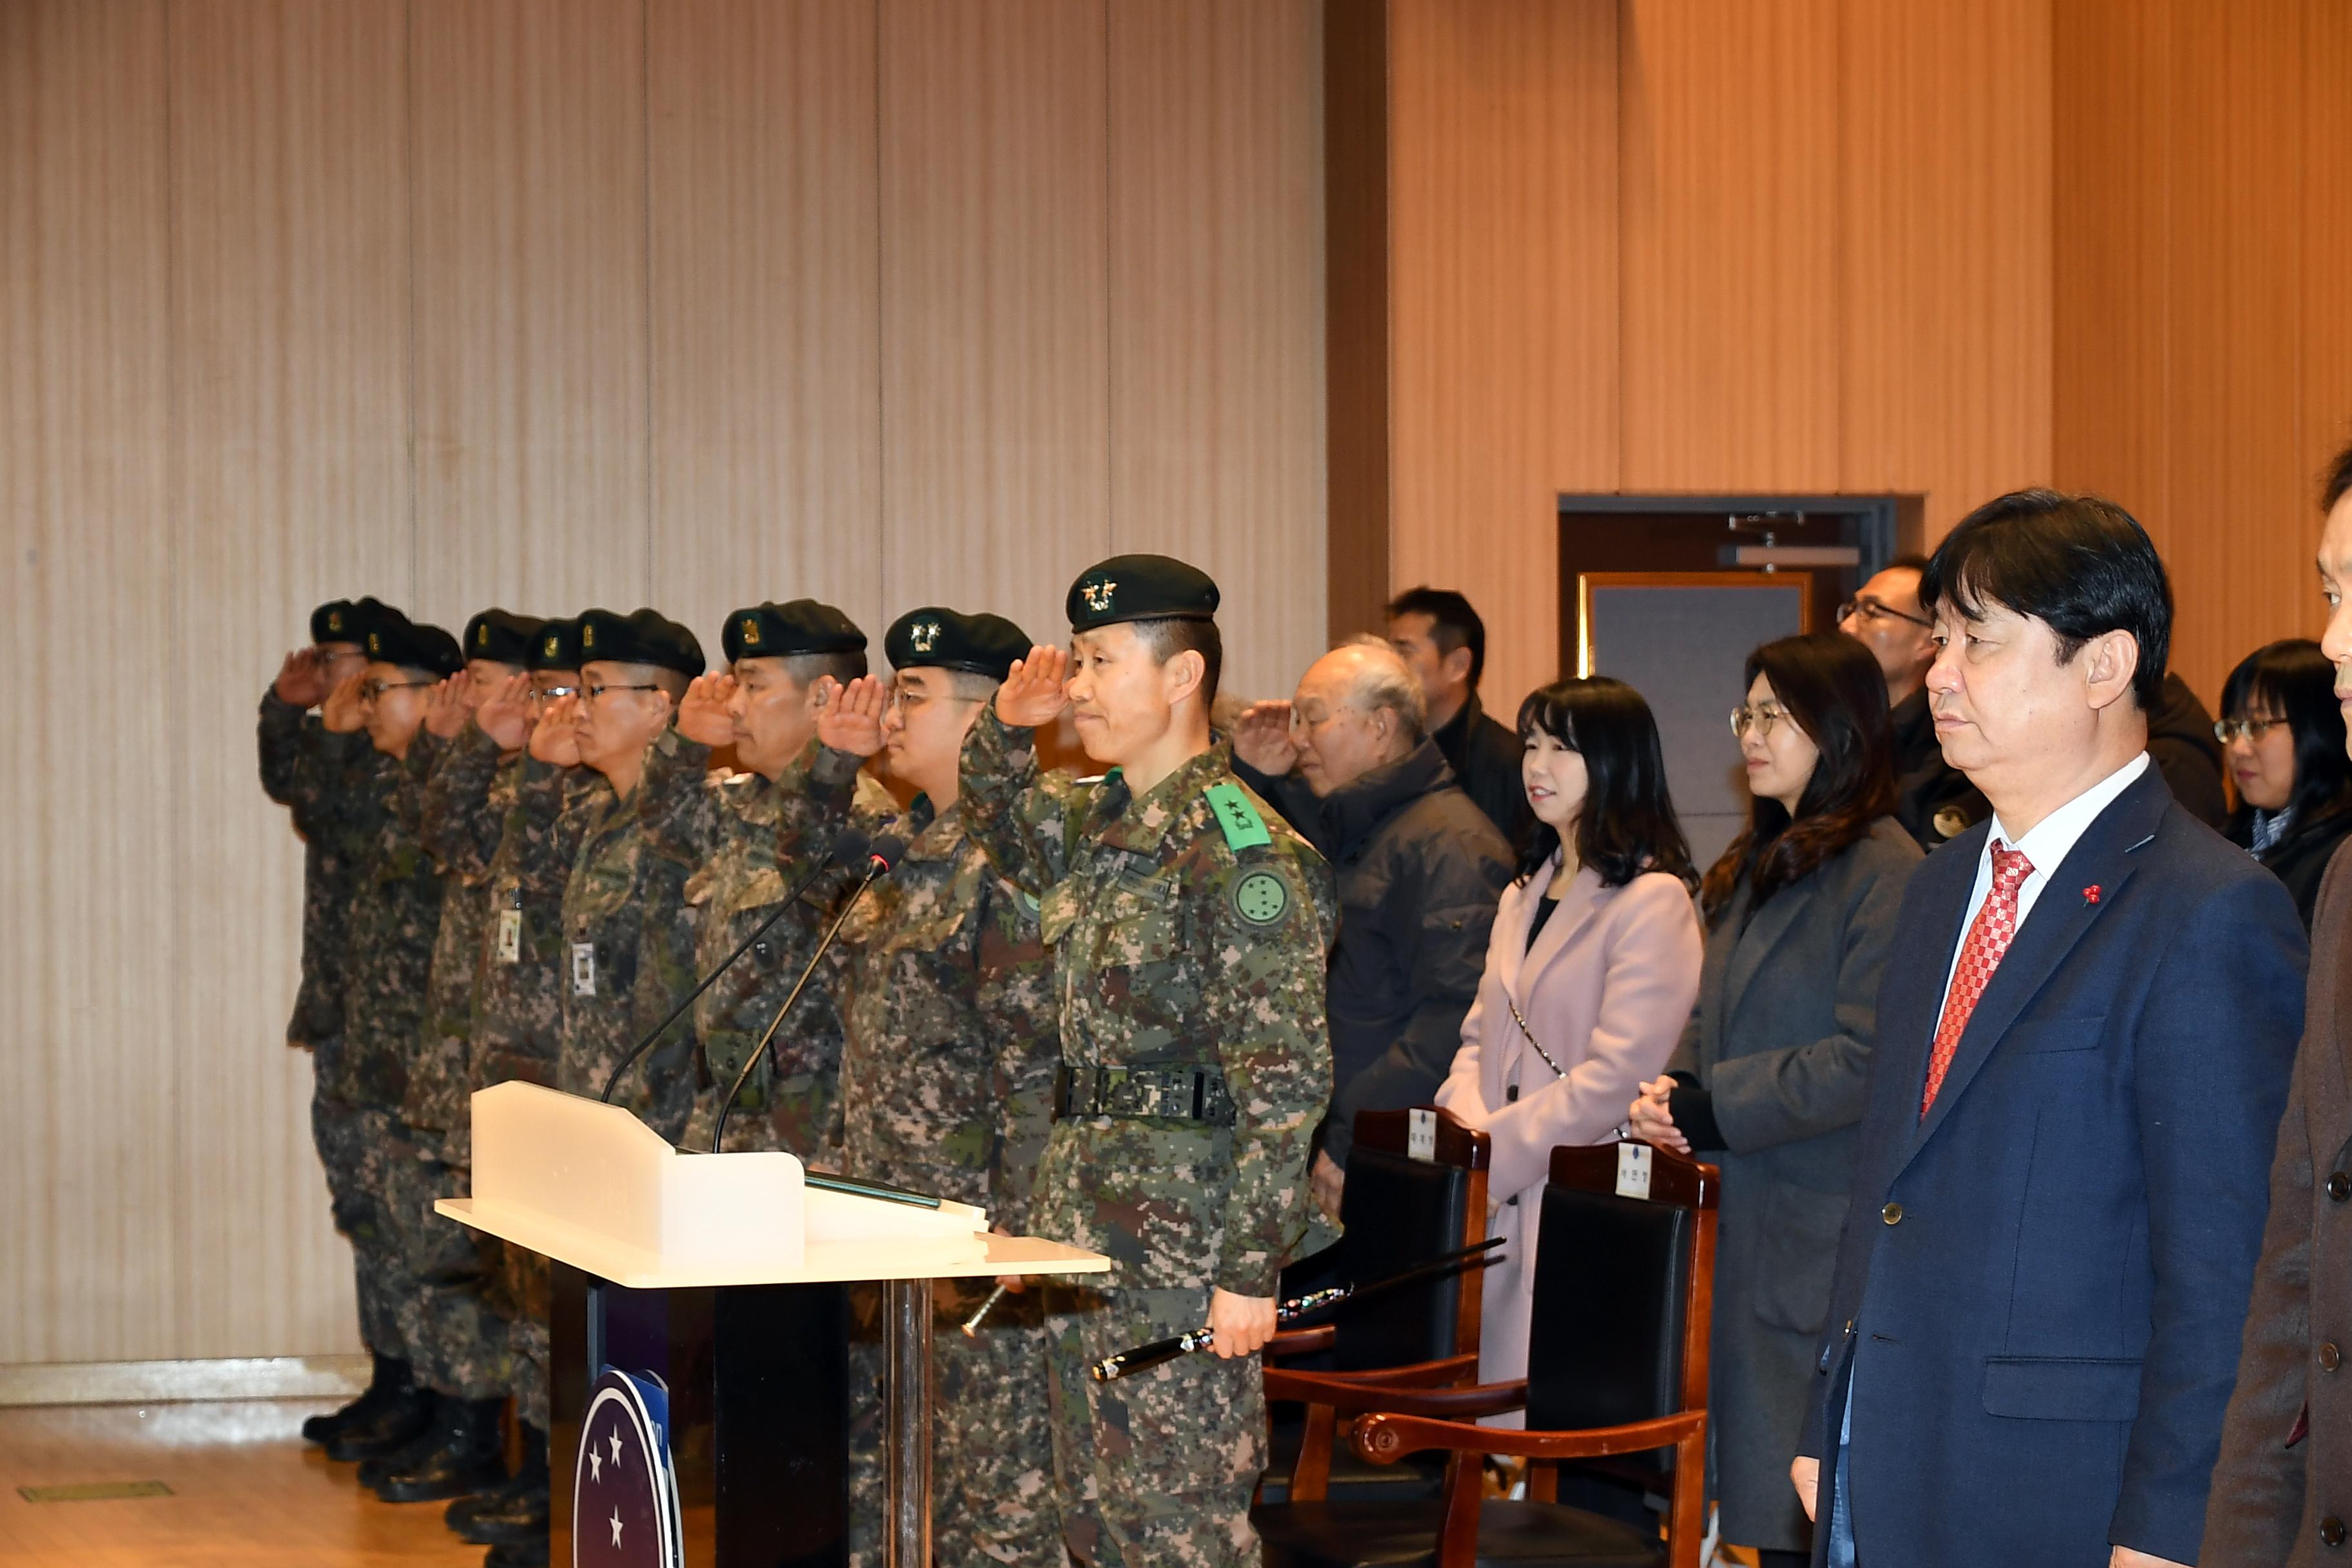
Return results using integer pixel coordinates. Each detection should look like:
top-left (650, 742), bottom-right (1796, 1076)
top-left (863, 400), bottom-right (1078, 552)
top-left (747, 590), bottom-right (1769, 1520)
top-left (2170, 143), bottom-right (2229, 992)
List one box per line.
top-left (820, 675), bottom-right (887, 758)
top-left (995, 646), bottom-right (1072, 729)
top-left (530, 694), bottom-right (582, 767)
top-left (676, 673), bottom-right (736, 747)
top-left (423, 674), bottom-right (471, 739)
top-left (1628, 1077), bottom-right (1689, 1155)
top-left (321, 671), bottom-right (367, 733)
top-left (274, 647), bottom-right (328, 709)
top-left (476, 673), bottom-right (534, 752)
top-left (1207, 1288), bottom-right (1277, 1360)
top-left (1231, 700), bottom-right (1298, 776)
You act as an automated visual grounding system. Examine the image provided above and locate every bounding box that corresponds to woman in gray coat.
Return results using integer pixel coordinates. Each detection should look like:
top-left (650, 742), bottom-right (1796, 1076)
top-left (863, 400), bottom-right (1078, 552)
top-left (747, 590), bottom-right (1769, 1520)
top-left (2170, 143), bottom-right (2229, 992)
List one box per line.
top-left (1628, 632), bottom-right (1922, 1567)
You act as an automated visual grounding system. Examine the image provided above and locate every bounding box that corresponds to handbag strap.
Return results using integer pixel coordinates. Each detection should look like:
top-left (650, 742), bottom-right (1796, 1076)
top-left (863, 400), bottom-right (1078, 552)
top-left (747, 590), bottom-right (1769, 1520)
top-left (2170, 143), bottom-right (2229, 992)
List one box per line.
top-left (1503, 994), bottom-right (1570, 1081)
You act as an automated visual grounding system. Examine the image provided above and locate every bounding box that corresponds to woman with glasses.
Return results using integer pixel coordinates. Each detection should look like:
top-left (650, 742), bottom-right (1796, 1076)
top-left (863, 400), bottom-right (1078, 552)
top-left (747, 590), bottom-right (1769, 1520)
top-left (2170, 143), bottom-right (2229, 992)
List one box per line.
top-left (1434, 676), bottom-right (1702, 1422)
top-left (2217, 638), bottom-right (2352, 930)
top-left (1626, 632), bottom-right (1921, 1568)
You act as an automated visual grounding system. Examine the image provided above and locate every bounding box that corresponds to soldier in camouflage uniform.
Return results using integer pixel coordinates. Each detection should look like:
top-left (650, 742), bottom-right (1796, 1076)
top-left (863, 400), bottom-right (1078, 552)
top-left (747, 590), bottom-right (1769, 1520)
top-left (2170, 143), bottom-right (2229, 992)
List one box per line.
top-left (958, 557), bottom-right (1337, 1568)
top-left (787, 607), bottom-right (1062, 1568)
top-left (663, 600), bottom-right (897, 1159)
top-left (556, 609), bottom-right (709, 1140)
top-left (322, 611), bottom-right (469, 1467)
top-left (371, 610), bottom-right (543, 1509)
top-left (259, 598), bottom-right (405, 1445)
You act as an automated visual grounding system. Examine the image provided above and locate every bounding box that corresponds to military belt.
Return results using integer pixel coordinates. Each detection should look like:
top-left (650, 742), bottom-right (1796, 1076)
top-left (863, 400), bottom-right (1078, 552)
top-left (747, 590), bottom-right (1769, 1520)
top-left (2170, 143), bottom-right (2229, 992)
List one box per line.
top-left (1054, 1065), bottom-right (1236, 1128)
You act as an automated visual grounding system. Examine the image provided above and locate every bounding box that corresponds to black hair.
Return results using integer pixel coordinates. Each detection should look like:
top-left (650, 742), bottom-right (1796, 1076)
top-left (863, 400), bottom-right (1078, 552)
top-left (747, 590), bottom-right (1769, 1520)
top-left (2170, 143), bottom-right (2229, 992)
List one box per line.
top-left (1514, 676), bottom-right (1696, 892)
top-left (1385, 586), bottom-right (1487, 690)
top-left (1131, 616), bottom-right (1222, 705)
top-left (1919, 488), bottom-right (2172, 712)
top-left (2325, 436), bottom-right (2352, 514)
top-left (1700, 634), bottom-right (1897, 922)
top-left (782, 650), bottom-right (869, 688)
top-left (2220, 638), bottom-right (2352, 836)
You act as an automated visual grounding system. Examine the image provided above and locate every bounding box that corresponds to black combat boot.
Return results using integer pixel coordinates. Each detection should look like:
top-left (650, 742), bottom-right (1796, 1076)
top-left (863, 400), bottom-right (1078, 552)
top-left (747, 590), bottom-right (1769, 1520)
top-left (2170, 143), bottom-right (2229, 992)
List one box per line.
top-left (451, 1420), bottom-right (547, 1538)
top-left (325, 1376), bottom-right (435, 1462)
top-left (376, 1396), bottom-right (509, 1503)
top-left (353, 1392), bottom-right (445, 1483)
top-left (302, 1350), bottom-right (406, 1445)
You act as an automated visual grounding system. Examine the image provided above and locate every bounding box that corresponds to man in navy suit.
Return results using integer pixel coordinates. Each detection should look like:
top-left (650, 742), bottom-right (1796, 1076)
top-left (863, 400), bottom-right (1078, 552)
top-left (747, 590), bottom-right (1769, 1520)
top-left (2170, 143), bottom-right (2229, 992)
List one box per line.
top-left (1790, 490), bottom-right (2308, 1567)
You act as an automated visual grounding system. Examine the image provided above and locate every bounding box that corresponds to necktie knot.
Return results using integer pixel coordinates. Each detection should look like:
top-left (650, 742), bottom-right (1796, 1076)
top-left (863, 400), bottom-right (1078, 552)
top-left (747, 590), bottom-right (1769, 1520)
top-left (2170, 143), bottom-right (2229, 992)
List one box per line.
top-left (1990, 843), bottom-right (2034, 895)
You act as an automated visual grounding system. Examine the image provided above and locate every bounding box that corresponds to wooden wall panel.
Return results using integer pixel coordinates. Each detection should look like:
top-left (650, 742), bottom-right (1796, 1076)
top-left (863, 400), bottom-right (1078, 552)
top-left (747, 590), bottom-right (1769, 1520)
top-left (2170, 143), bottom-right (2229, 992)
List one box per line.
top-left (165, 0), bottom-right (416, 1358)
top-left (1620, 0), bottom-right (1843, 495)
top-left (409, 0), bottom-right (652, 634)
top-left (1839, 0), bottom-right (2053, 538)
top-left (1108, 0), bottom-right (1325, 703)
top-left (877, 0), bottom-right (1110, 650)
top-left (648, 0), bottom-right (885, 650)
top-left (1387, 0), bottom-right (1620, 713)
top-left (2305, 0), bottom-right (2352, 546)
top-left (0, 0), bottom-right (177, 1363)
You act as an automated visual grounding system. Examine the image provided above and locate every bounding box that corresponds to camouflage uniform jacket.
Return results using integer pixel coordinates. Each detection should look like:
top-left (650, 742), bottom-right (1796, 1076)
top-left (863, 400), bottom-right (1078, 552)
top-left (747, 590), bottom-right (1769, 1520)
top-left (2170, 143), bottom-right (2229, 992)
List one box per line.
top-left (556, 727), bottom-right (705, 1138)
top-left (656, 736), bottom-right (896, 1159)
top-left (257, 690), bottom-right (380, 1048)
top-left (401, 726), bottom-right (512, 1137)
top-left (335, 746), bottom-right (444, 1112)
top-left (472, 754), bottom-right (605, 1094)
top-left (958, 705), bottom-right (1337, 1295)
top-left (783, 750), bottom-right (1061, 1229)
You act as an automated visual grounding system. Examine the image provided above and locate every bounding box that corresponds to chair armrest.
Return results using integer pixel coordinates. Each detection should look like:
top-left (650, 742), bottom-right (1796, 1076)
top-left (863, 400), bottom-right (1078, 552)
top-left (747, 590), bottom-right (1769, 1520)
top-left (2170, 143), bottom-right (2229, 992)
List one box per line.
top-left (1262, 1355), bottom-right (1485, 1409)
top-left (1354, 1409), bottom-right (1705, 1465)
top-left (1266, 1323), bottom-right (1336, 1358)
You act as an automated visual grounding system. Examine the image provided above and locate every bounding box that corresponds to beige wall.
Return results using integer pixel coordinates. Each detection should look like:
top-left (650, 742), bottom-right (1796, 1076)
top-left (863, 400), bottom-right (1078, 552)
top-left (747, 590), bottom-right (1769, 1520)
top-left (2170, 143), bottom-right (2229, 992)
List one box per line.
top-left (0, 0), bottom-right (1324, 1366)
top-left (1375, 0), bottom-right (2352, 715)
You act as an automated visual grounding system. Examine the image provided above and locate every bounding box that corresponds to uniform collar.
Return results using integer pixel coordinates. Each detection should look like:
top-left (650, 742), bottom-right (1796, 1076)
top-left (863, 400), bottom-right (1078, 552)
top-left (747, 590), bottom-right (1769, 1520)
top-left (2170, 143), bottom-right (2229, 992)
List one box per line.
top-left (1094, 741), bottom-right (1235, 855)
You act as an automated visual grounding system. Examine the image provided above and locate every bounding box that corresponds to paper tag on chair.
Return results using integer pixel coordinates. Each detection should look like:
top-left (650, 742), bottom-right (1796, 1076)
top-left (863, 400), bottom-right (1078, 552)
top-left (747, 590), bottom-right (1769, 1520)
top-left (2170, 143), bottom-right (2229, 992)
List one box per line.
top-left (1616, 1142), bottom-right (1653, 1200)
top-left (1407, 1108), bottom-right (1436, 1162)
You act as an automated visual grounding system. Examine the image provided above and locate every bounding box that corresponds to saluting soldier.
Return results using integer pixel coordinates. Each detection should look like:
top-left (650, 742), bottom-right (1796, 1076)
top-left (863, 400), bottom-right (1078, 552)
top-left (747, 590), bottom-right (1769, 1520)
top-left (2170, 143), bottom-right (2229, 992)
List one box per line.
top-left (661, 600), bottom-right (896, 1157)
top-left (790, 607), bottom-right (1064, 1568)
top-left (958, 556), bottom-right (1336, 1568)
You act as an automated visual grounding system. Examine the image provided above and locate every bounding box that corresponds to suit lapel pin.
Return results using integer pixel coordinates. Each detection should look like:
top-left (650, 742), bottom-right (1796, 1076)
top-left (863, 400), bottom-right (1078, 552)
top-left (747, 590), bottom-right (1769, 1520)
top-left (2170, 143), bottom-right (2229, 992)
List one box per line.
top-left (2082, 885), bottom-right (2101, 906)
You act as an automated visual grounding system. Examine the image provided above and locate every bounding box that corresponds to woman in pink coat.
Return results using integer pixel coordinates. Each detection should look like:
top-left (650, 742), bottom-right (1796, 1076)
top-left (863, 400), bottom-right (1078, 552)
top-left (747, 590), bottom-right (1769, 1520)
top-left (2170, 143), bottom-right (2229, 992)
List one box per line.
top-left (1436, 676), bottom-right (1703, 1399)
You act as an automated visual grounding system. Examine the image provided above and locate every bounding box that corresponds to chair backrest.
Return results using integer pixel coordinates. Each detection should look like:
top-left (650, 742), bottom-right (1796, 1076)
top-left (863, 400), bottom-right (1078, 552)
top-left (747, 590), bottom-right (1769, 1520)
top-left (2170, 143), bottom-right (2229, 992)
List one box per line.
top-left (1329, 1107), bottom-right (1491, 1371)
top-left (1522, 1141), bottom-right (1716, 1433)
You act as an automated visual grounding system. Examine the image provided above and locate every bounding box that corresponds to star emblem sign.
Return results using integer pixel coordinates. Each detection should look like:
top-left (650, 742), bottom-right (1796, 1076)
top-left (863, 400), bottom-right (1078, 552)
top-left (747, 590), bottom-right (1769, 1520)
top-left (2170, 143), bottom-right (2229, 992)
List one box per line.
top-left (610, 1431), bottom-right (625, 1465)
top-left (611, 1506), bottom-right (625, 1547)
top-left (588, 1447), bottom-right (603, 1482)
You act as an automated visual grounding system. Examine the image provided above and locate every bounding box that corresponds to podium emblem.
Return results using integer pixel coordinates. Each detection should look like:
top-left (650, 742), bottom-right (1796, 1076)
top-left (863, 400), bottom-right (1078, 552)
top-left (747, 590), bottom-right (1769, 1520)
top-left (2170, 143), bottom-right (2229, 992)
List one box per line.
top-left (575, 1367), bottom-right (681, 1567)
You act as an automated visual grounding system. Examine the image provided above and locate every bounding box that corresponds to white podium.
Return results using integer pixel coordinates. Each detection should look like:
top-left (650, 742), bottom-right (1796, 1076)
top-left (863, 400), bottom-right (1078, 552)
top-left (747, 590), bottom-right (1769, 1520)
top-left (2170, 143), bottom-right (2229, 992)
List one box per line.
top-left (439, 1083), bottom-right (1108, 1568)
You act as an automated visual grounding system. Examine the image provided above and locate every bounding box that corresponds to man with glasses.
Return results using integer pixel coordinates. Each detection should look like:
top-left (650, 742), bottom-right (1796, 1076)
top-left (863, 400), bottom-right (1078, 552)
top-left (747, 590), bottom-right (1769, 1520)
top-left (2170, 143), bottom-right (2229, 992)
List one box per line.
top-left (1839, 557), bottom-right (1986, 848)
top-left (662, 600), bottom-right (897, 1158)
top-left (779, 606), bottom-right (1065, 1568)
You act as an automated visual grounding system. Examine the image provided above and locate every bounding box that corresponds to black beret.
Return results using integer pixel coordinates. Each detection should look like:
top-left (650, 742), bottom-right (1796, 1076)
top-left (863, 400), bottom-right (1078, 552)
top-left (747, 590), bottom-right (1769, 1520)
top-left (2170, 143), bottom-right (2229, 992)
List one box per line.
top-left (722, 600), bottom-right (868, 664)
top-left (527, 616), bottom-right (582, 672)
top-left (363, 611), bottom-right (464, 678)
top-left (576, 607), bottom-right (706, 677)
top-left (463, 609), bottom-right (543, 667)
top-left (884, 606), bottom-right (1031, 680)
top-left (1066, 554), bottom-right (1219, 632)
top-left (311, 596), bottom-right (389, 646)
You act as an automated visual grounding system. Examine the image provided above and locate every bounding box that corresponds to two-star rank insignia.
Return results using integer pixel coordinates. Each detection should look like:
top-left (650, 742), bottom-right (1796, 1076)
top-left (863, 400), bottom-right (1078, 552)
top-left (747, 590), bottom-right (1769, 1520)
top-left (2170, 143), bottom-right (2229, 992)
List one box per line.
top-left (574, 1367), bottom-right (679, 1567)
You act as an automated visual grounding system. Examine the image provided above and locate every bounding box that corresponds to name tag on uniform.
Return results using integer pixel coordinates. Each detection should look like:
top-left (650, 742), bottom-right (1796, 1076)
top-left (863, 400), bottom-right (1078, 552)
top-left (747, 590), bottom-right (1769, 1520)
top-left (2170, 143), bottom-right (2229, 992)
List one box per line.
top-left (497, 910), bottom-right (522, 965)
top-left (571, 941), bottom-right (596, 997)
top-left (1616, 1141), bottom-right (1653, 1200)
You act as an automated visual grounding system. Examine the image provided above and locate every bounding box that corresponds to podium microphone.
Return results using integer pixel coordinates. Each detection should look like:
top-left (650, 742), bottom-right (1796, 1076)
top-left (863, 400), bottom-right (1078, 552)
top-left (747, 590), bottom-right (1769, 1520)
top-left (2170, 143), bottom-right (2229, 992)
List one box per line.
top-left (709, 833), bottom-right (906, 1153)
top-left (598, 828), bottom-right (875, 1104)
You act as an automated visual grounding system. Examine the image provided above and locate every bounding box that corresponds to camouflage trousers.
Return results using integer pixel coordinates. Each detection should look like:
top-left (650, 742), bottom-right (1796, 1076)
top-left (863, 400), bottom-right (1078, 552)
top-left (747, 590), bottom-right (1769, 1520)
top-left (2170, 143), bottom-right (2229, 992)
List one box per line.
top-left (681, 1076), bottom-right (844, 1164)
top-left (382, 1140), bottom-right (513, 1402)
top-left (310, 1069), bottom-right (407, 1359)
top-left (505, 1244), bottom-right (552, 1431)
top-left (1043, 1285), bottom-right (1266, 1568)
top-left (845, 1282), bottom-right (1059, 1568)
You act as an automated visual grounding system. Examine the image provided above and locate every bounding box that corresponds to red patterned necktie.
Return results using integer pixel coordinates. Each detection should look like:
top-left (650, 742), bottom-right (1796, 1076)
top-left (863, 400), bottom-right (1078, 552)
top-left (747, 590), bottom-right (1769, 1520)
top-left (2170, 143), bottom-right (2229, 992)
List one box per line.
top-left (1921, 844), bottom-right (2035, 1117)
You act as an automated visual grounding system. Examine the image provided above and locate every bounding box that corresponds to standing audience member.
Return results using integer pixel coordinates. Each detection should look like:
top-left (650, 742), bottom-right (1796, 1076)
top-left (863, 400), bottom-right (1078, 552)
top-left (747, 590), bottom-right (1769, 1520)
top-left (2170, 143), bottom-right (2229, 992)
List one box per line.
top-left (2147, 670), bottom-right (2231, 830)
top-left (1628, 634), bottom-right (1921, 1568)
top-left (2217, 638), bottom-right (2352, 931)
top-left (1384, 587), bottom-right (1534, 848)
top-left (1840, 558), bottom-right (1983, 848)
top-left (1435, 676), bottom-right (1702, 1400)
top-left (1792, 489), bottom-right (2306, 1568)
top-left (1231, 638), bottom-right (1513, 1221)
top-left (2202, 440), bottom-right (2352, 1563)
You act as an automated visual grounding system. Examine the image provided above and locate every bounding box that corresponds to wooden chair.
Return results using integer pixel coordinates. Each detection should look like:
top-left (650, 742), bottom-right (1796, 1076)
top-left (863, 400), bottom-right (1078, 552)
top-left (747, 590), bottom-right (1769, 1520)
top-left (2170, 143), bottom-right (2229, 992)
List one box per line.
top-left (1255, 1106), bottom-right (1492, 1507)
top-left (1255, 1141), bottom-right (1718, 1568)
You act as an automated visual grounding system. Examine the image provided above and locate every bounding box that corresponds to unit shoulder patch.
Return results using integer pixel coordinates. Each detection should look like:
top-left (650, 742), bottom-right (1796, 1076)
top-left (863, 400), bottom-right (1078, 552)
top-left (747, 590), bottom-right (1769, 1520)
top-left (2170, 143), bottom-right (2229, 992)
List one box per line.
top-left (1232, 867), bottom-right (1291, 926)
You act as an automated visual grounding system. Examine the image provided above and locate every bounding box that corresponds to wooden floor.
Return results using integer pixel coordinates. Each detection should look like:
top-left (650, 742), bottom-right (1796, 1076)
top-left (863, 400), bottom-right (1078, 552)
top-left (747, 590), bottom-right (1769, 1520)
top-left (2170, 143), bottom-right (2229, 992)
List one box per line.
top-left (0, 1399), bottom-right (482, 1566)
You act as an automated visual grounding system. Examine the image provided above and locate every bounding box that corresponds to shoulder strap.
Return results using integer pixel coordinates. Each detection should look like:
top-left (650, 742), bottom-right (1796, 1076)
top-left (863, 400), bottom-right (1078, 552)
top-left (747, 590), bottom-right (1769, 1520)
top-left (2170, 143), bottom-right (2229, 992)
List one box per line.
top-left (1203, 781), bottom-right (1272, 852)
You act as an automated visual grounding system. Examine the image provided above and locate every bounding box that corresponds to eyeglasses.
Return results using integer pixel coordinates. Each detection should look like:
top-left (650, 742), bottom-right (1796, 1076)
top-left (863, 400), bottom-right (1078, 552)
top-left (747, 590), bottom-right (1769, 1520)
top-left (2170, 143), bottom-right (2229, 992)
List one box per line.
top-left (886, 687), bottom-right (979, 716)
top-left (358, 679), bottom-right (434, 703)
top-left (1838, 596), bottom-right (1934, 631)
top-left (1729, 703), bottom-right (1791, 738)
top-left (528, 684), bottom-right (578, 705)
top-left (2215, 716), bottom-right (2288, 743)
top-left (580, 682), bottom-right (660, 707)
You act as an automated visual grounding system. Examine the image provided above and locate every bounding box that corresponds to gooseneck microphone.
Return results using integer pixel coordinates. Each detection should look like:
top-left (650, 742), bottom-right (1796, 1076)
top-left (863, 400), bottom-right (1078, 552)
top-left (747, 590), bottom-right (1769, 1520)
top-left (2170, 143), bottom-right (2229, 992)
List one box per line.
top-left (709, 834), bottom-right (906, 1153)
top-left (598, 828), bottom-right (874, 1104)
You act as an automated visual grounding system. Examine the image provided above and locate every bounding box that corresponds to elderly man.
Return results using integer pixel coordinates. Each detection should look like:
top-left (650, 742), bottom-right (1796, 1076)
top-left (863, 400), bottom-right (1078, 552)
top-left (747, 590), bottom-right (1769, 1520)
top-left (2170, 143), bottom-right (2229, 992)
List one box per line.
top-left (1233, 637), bottom-right (1513, 1219)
